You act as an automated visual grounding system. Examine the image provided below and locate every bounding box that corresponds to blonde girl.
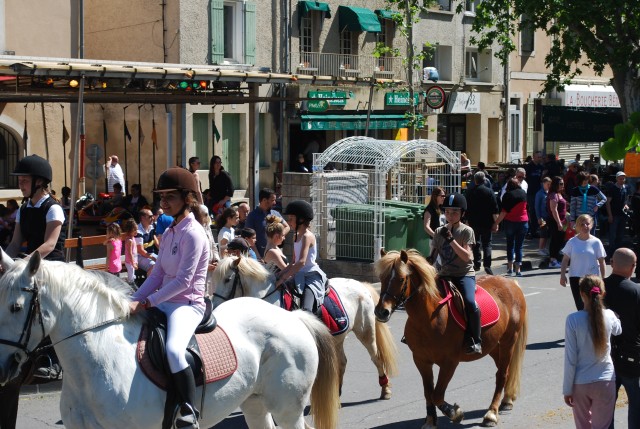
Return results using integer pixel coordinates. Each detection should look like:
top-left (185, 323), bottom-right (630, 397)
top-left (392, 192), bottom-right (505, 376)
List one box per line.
top-left (264, 215), bottom-right (289, 271)
top-left (563, 275), bottom-right (621, 429)
top-left (104, 223), bottom-right (123, 276)
top-left (121, 218), bottom-right (138, 285)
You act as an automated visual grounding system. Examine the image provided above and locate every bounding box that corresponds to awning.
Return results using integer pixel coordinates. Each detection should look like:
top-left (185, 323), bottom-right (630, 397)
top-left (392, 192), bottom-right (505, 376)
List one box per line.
top-left (375, 9), bottom-right (398, 20)
top-left (301, 113), bottom-right (409, 131)
top-left (338, 6), bottom-right (382, 33)
top-left (298, 1), bottom-right (331, 18)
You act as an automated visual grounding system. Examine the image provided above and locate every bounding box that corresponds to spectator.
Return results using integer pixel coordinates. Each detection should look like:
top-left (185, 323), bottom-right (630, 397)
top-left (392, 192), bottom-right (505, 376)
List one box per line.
top-left (466, 162), bottom-right (493, 190)
top-left (136, 206), bottom-right (159, 274)
top-left (187, 157), bottom-right (204, 204)
top-left (227, 237), bottom-right (251, 257)
top-left (563, 276), bottom-right (620, 429)
top-left (0, 199), bottom-right (18, 247)
top-left (466, 171), bottom-right (499, 275)
top-left (207, 155), bottom-right (234, 216)
top-left (121, 183), bottom-right (149, 222)
top-left (216, 206), bottom-right (238, 257)
top-left (105, 154), bottom-right (125, 193)
top-left (547, 176), bottom-right (568, 269)
top-left (245, 188), bottom-right (290, 258)
top-left (195, 204), bottom-right (219, 296)
top-left (544, 153), bottom-right (563, 179)
top-left (564, 160), bottom-right (580, 198)
top-left (121, 218), bottom-right (139, 286)
top-left (604, 248), bottom-right (640, 429)
top-left (605, 171), bottom-right (631, 255)
top-left (569, 171), bottom-right (607, 233)
top-left (632, 186), bottom-right (640, 278)
top-left (493, 178), bottom-right (529, 276)
top-left (560, 214), bottom-right (607, 310)
top-left (264, 214), bottom-right (289, 272)
top-left (109, 183), bottom-right (125, 209)
top-left (104, 223), bottom-right (123, 276)
top-left (535, 177), bottom-right (551, 256)
top-left (525, 151), bottom-right (545, 237)
top-left (153, 206), bottom-right (173, 244)
top-left (294, 153), bottom-right (310, 172)
top-left (60, 186), bottom-right (71, 211)
top-left (500, 167), bottom-right (527, 200)
top-left (423, 187), bottom-right (446, 239)
top-left (460, 153), bottom-right (472, 178)
top-left (239, 227), bottom-right (259, 260)
top-left (235, 202), bottom-right (250, 232)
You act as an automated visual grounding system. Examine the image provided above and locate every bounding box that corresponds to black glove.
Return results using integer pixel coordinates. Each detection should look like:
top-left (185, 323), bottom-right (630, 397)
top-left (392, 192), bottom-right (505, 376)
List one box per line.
top-left (439, 227), bottom-right (454, 243)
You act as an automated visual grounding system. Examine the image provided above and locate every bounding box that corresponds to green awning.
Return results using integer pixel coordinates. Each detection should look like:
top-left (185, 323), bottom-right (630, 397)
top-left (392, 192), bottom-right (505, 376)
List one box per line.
top-left (298, 1), bottom-right (331, 18)
top-left (375, 9), bottom-right (398, 21)
top-left (301, 114), bottom-right (409, 131)
top-left (338, 6), bottom-right (382, 33)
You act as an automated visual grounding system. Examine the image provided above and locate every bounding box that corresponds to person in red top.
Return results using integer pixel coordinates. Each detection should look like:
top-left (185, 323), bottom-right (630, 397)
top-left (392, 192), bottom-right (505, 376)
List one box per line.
top-left (493, 178), bottom-right (529, 276)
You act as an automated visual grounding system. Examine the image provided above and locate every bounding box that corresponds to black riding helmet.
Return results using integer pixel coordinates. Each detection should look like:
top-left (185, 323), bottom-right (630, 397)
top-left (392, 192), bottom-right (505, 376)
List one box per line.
top-left (442, 193), bottom-right (467, 212)
top-left (284, 200), bottom-right (314, 224)
top-left (11, 155), bottom-right (53, 199)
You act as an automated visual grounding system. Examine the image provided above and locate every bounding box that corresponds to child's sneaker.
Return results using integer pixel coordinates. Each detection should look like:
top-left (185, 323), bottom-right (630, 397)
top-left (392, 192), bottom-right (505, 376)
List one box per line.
top-left (548, 260), bottom-right (561, 268)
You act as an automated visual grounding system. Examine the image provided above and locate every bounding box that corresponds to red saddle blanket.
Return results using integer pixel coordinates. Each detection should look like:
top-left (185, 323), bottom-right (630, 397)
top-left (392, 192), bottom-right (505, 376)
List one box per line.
top-left (280, 285), bottom-right (350, 336)
top-left (438, 280), bottom-right (500, 330)
top-left (136, 325), bottom-right (237, 390)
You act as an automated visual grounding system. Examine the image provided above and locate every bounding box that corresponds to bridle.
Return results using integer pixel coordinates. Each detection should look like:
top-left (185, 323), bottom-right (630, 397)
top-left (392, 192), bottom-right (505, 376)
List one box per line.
top-left (0, 277), bottom-right (123, 359)
top-left (212, 265), bottom-right (281, 302)
top-left (380, 265), bottom-right (415, 314)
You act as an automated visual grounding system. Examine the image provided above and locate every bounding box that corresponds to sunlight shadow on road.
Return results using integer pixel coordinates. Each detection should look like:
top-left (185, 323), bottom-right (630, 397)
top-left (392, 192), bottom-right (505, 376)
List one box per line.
top-left (526, 339), bottom-right (565, 351)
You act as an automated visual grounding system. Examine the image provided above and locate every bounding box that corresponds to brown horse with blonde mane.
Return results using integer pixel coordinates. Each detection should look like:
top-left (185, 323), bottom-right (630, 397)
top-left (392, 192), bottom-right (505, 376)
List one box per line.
top-left (374, 249), bottom-right (528, 428)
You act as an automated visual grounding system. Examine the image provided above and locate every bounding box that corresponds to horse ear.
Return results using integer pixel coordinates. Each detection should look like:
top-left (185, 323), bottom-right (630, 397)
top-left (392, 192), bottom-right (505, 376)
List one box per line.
top-left (26, 252), bottom-right (42, 277)
top-left (380, 248), bottom-right (387, 257)
top-left (0, 247), bottom-right (15, 274)
top-left (400, 250), bottom-right (409, 264)
top-left (233, 255), bottom-right (242, 268)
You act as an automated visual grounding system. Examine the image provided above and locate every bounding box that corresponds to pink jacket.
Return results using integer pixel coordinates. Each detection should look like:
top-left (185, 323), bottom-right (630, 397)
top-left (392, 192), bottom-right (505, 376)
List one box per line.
top-left (133, 213), bottom-right (209, 309)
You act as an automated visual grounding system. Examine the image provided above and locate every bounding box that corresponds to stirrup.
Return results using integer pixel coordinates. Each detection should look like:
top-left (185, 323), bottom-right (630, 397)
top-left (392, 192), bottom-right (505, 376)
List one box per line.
top-left (174, 403), bottom-right (199, 429)
top-left (464, 341), bottom-right (482, 355)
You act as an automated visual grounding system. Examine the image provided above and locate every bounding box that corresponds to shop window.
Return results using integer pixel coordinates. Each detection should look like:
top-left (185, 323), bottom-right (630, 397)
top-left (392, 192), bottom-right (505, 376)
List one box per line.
top-left (0, 126), bottom-right (20, 189)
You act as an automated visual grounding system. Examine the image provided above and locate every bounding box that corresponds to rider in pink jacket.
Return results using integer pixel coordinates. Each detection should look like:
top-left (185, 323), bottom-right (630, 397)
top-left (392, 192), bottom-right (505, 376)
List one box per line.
top-left (131, 168), bottom-right (209, 429)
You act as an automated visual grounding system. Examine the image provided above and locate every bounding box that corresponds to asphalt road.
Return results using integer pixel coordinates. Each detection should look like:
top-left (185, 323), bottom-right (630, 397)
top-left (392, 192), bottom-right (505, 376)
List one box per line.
top-left (16, 267), bottom-right (630, 428)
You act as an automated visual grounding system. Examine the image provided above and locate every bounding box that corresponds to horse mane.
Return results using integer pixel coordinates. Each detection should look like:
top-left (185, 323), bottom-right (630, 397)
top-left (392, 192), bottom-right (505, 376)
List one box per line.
top-left (213, 256), bottom-right (273, 286)
top-left (375, 250), bottom-right (440, 300)
top-left (32, 260), bottom-right (132, 320)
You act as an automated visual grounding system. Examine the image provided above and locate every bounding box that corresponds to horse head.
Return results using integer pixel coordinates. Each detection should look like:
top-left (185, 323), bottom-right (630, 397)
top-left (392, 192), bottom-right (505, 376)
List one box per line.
top-left (211, 256), bottom-right (276, 306)
top-left (374, 249), bottom-right (438, 322)
top-left (0, 252), bottom-right (46, 385)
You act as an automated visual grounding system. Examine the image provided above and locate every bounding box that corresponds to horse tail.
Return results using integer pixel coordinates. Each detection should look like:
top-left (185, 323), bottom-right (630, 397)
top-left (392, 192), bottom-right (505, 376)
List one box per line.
top-left (296, 311), bottom-right (340, 429)
top-left (505, 295), bottom-right (528, 401)
top-left (365, 283), bottom-right (399, 377)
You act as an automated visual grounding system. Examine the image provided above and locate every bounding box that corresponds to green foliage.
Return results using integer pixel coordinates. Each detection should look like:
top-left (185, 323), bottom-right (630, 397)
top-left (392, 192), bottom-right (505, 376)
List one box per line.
top-left (373, 42), bottom-right (401, 59)
top-left (600, 112), bottom-right (640, 161)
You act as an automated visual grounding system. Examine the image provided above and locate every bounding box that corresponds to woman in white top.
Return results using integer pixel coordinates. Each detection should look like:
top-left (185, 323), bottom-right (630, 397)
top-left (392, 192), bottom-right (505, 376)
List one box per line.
top-left (276, 200), bottom-right (327, 313)
top-left (563, 275), bottom-right (621, 429)
top-left (263, 214), bottom-right (289, 271)
top-left (216, 206), bottom-right (238, 256)
top-left (560, 214), bottom-right (606, 311)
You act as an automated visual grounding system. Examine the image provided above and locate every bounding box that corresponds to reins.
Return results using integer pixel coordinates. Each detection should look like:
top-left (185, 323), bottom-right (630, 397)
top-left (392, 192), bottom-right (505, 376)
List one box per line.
top-left (380, 266), bottom-right (417, 314)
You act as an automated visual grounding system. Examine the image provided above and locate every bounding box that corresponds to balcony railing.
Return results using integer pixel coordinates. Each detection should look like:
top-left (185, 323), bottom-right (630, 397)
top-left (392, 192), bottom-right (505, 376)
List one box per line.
top-left (292, 51), bottom-right (418, 82)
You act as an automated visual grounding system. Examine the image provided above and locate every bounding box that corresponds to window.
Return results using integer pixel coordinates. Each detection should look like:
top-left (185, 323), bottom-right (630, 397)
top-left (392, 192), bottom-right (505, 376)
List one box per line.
top-left (520, 14), bottom-right (535, 54)
top-left (437, 0), bottom-right (452, 11)
top-left (0, 126), bottom-right (20, 189)
top-left (301, 16), bottom-right (313, 54)
top-left (210, 0), bottom-right (256, 65)
top-left (340, 30), bottom-right (356, 68)
top-left (465, 48), bottom-right (491, 82)
top-left (423, 44), bottom-right (452, 81)
top-left (465, 50), bottom-right (478, 79)
top-left (375, 21), bottom-right (393, 69)
top-left (465, 0), bottom-right (481, 15)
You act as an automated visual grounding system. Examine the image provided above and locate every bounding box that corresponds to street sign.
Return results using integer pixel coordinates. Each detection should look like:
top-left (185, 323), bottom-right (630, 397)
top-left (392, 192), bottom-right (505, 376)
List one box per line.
top-left (308, 90), bottom-right (349, 106)
top-left (425, 85), bottom-right (446, 109)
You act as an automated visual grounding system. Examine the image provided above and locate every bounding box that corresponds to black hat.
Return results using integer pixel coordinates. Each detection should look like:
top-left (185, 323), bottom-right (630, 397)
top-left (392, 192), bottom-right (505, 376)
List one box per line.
top-left (11, 155), bottom-right (52, 182)
top-left (442, 193), bottom-right (467, 211)
top-left (227, 238), bottom-right (250, 252)
top-left (155, 167), bottom-right (198, 194)
top-left (284, 200), bottom-right (314, 221)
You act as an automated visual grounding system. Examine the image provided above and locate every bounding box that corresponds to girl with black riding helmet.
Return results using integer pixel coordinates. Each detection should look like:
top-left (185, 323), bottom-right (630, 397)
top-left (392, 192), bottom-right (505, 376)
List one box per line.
top-left (429, 193), bottom-right (482, 355)
top-left (277, 200), bottom-right (327, 313)
top-left (130, 167), bottom-right (210, 429)
top-left (6, 155), bottom-right (66, 261)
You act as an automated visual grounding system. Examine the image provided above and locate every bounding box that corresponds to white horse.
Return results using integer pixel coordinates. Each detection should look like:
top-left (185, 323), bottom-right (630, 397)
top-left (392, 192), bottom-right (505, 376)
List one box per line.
top-left (0, 251), bottom-right (340, 429)
top-left (211, 256), bottom-right (399, 400)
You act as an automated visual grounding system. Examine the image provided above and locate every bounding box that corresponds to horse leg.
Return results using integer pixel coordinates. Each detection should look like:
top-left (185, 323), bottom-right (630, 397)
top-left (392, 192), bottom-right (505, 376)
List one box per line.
top-left (414, 360), bottom-right (437, 429)
top-left (352, 318), bottom-right (392, 400)
top-left (240, 396), bottom-right (277, 429)
top-left (484, 335), bottom-right (517, 427)
top-left (432, 362), bottom-right (464, 424)
top-left (336, 339), bottom-right (347, 396)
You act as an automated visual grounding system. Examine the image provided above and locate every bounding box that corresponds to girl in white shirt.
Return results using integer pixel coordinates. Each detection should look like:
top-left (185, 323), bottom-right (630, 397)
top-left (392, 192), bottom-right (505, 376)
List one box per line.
top-left (216, 207), bottom-right (238, 256)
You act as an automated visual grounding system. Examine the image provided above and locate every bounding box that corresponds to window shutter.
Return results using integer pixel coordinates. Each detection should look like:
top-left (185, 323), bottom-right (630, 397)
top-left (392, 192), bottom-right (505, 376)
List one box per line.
top-left (210, 0), bottom-right (224, 64)
top-left (244, 1), bottom-right (257, 65)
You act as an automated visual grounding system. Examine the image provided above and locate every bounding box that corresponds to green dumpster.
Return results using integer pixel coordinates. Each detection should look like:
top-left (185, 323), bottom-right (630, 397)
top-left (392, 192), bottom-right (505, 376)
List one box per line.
top-left (332, 204), bottom-right (412, 262)
top-left (381, 200), bottom-right (430, 256)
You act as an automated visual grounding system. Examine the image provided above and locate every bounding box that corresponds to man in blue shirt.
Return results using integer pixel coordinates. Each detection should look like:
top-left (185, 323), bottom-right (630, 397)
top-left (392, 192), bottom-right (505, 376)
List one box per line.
top-left (245, 188), bottom-right (290, 258)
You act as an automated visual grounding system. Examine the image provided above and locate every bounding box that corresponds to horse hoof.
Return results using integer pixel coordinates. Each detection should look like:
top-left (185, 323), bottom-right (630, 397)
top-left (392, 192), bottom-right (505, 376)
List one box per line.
top-left (380, 386), bottom-right (392, 400)
top-left (499, 402), bottom-right (513, 412)
top-left (450, 404), bottom-right (464, 424)
top-left (482, 418), bottom-right (498, 427)
top-left (482, 409), bottom-right (498, 427)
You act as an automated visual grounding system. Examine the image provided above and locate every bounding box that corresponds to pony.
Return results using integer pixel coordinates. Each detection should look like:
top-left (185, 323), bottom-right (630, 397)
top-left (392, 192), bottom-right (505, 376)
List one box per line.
top-left (211, 256), bottom-right (399, 400)
top-left (374, 250), bottom-right (528, 428)
top-left (0, 251), bottom-right (340, 429)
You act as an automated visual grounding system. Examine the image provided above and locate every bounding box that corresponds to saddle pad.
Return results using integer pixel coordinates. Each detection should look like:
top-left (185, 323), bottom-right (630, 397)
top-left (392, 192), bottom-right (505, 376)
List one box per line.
top-left (321, 286), bottom-right (350, 336)
top-left (439, 281), bottom-right (500, 331)
top-left (137, 325), bottom-right (237, 390)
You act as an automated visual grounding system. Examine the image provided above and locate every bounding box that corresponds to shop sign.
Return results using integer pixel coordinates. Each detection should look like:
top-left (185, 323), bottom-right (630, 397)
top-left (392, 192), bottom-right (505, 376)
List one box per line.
top-left (302, 118), bottom-right (409, 131)
top-left (385, 92), bottom-right (419, 106)
top-left (447, 91), bottom-right (481, 114)
top-left (308, 90), bottom-right (349, 106)
top-left (425, 86), bottom-right (446, 109)
top-left (306, 99), bottom-right (329, 112)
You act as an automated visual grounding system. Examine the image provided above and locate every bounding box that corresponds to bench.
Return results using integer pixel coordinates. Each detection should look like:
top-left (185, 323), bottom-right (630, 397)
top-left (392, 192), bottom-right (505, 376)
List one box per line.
top-left (64, 234), bottom-right (113, 270)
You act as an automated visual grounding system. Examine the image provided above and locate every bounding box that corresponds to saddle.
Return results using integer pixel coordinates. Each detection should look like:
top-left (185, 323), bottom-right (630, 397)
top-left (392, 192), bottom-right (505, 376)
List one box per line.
top-left (437, 279), bottom-right (500, 330)
top-left (279, 281), bottom-right (350, 336)
top-left (136, 297), bottom-right (237, 390)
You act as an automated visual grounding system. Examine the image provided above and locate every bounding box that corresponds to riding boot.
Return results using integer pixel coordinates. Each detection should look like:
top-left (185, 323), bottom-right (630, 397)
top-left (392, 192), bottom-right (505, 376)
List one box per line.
top-left (465, 307), bottom-right (482, 355)
top-left (171, 368), bottom-right (200, 429)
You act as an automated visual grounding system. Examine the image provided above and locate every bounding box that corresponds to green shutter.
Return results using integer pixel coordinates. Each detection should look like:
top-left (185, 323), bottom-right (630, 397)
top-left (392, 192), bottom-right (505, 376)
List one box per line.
top-left (244, 1), bottom-right (256, 65)
top-left (193, 114), bottom-right (209, 162)
top-left (210, 0), bottom-right (224, 64)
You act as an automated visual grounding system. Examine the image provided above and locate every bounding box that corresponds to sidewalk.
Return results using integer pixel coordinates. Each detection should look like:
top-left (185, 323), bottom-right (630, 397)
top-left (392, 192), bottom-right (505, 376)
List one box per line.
top-left (485, 230), bottom-right (548, 276)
